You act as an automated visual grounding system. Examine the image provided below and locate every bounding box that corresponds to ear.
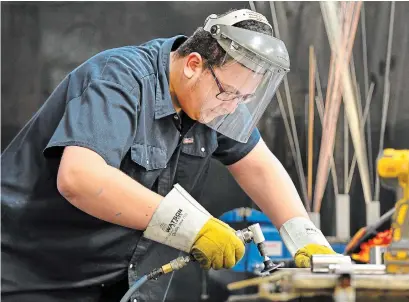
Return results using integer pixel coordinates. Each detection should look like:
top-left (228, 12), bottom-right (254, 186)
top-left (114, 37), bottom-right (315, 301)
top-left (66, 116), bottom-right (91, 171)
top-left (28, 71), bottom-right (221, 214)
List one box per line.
top-left (183, 52), bottom-right (204, 79)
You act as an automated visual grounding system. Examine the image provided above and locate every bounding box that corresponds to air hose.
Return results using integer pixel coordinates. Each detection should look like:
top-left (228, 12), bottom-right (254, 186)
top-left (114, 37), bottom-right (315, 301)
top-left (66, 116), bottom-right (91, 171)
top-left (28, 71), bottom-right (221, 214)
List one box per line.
top-left (120, 275), bottom-right (148, 302)
top-left (119, 223), bottom-right (280, 301)
top-left (119, 256), bottom-right (192, 302)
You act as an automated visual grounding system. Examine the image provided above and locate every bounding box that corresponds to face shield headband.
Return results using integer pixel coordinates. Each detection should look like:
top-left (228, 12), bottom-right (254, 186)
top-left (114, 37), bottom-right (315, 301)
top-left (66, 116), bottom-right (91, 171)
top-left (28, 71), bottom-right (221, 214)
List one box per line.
top-left (199, 9), bottom-right (290, 143)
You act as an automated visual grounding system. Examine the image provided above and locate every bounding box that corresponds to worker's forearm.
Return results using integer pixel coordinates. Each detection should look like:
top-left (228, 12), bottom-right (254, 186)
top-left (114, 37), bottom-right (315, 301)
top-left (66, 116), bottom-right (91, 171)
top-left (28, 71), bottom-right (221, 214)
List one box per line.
top-left (228, 141), bottom-right (309, 229)
top-left (58, 159), bottom-right (162, 230)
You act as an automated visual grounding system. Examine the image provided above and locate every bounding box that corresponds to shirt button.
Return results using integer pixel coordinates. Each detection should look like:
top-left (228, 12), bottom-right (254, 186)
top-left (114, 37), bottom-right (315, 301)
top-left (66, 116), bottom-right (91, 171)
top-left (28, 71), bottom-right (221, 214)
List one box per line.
top-left (129, 264), bottom-right (133, 269)
top-left (201, 147), bottom-right (205, 152)
top-left (146, 160), bottom-right (149, 164)
top-left (101, 284), bottom-right (105, 287)
top-left (133, 299), bottom-right (137, 302)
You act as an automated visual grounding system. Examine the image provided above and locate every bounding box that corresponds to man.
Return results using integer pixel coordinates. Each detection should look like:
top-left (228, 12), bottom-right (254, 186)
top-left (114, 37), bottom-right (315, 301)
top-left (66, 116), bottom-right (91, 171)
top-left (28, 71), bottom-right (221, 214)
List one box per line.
top-left (1, 8), bottom-right (335, 302)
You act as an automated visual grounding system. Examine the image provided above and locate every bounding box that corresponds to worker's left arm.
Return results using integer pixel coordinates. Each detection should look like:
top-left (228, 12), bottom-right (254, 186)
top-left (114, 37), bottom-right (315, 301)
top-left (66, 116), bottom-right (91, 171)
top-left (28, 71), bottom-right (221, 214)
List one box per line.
top-left (216, 132), bottom-right (335, 267)
top-left (227, 138), bottom-right (308, 229)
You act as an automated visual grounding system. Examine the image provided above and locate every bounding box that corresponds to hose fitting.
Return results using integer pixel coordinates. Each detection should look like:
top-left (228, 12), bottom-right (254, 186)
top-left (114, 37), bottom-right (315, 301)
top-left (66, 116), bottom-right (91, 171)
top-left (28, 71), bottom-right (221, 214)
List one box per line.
top-left (147, 255), bottom-right (192, 280)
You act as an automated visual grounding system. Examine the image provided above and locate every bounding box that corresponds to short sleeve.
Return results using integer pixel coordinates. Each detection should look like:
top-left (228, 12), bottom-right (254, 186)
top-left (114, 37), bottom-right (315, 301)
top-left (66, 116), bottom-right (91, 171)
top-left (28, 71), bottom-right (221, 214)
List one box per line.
top-left (212, 127), bottom-right (261, 166)
top-left (43, 79), bottom-right (139, 168)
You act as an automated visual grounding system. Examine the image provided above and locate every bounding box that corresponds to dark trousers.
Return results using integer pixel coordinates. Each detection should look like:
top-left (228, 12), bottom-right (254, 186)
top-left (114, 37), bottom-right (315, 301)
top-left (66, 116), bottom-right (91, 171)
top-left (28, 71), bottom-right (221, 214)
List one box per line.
top-left (2, 278), bottom-right (129, 302)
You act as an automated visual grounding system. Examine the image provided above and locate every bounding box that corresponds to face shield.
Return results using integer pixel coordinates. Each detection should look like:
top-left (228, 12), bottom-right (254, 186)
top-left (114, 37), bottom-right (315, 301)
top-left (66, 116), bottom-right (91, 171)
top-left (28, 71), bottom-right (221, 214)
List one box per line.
top-left (201, 9), bottom-right (290, 143)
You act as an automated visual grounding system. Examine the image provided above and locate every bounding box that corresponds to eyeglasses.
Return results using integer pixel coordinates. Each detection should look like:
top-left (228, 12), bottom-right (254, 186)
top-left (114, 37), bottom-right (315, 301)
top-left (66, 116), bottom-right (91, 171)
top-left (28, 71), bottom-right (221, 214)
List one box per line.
top-left (208, 66), bottom-right (255, 104)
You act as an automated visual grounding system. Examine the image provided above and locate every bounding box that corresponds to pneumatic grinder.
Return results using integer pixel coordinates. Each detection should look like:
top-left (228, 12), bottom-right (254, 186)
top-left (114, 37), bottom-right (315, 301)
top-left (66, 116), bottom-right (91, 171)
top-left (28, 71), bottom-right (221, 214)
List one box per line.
top-left (235, 223), bottom-right (283, 274)
top-left (146, 223), bottom-right (282, 281)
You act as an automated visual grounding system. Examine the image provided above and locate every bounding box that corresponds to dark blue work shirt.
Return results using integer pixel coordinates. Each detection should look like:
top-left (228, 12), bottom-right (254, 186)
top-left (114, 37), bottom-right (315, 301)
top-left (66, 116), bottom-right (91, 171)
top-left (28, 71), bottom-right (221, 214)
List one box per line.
top-left (1, 35), bottom-right (260, 301)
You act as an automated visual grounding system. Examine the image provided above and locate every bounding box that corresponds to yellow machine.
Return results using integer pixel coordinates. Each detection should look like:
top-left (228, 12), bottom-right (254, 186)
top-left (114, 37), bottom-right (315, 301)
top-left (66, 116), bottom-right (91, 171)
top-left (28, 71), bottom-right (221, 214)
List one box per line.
top-left (378, 148), bottom-right (409, 274)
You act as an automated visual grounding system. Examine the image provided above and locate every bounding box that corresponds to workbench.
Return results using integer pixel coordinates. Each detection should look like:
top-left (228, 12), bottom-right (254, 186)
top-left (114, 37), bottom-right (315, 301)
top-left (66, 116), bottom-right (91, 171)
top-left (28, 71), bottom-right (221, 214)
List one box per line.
top-left (227, 268), bottom-right (409, 301)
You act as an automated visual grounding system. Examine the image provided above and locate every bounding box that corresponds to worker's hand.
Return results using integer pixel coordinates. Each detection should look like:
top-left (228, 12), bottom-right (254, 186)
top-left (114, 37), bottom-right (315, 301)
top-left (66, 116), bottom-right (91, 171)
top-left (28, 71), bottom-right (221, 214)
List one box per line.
top-left (279, 217), bottom-right (336, 268)
top-left (294, 243), bottom-right (336, 268)
top-left (143, 184), bottom-right (244, 270)
top-left (190, 217), bottom-right (245, 270)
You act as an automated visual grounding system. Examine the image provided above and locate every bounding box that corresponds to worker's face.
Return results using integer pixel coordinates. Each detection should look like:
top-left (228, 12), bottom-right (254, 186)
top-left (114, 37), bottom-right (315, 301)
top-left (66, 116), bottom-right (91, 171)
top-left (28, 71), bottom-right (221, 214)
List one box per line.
top-left (178, 53), bottom-right (262, 122)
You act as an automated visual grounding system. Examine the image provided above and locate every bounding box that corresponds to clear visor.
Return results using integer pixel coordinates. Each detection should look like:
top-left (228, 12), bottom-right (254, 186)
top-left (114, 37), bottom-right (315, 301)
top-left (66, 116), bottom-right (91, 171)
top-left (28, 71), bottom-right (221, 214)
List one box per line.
top-left (199, 42), bottom-right (286, 143)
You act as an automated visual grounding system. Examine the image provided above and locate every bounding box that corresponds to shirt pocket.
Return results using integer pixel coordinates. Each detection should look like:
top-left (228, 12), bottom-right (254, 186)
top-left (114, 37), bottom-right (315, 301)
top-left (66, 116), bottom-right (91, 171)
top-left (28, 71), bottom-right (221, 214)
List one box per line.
top-left (130, 143), bottom-right (167, 170)
top-left (126, 143), bottom-right (167, 189)
top-left (177, 130), bottom-right (218, 195)
top-left (181, 130), bottom-right (218, 158)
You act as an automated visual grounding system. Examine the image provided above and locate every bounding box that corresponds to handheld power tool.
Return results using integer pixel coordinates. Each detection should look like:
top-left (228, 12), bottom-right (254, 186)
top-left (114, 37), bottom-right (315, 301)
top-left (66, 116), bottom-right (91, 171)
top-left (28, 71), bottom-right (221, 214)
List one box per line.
top-left (120, 223), bottom-right (282, 302)
top-left (148, 223), bottom-right (282, 280)
top-left (377, 148), bottom-right (409, 274)
top-left (319, 149), bottom-right (409, 275)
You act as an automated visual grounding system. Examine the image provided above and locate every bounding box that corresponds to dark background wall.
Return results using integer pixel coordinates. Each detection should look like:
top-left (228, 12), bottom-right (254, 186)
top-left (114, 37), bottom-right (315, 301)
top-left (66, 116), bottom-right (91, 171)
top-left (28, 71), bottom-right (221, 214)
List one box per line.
top-left (2, 0), bottom-right (409, 257)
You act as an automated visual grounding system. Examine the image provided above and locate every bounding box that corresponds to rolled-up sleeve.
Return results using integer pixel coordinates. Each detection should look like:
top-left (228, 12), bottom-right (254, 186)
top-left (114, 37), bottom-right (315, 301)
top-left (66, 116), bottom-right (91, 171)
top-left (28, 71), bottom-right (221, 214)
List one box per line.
top-left (212, 127), bottom-right (261, 166)
top-left (44, 79), bottom-right (140, 168)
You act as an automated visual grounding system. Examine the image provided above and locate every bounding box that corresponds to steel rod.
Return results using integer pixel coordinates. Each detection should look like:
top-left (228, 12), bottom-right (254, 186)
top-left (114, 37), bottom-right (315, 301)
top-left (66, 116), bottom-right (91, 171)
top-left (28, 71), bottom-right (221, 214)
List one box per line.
top-left (344, 106), bottom-right (349, 193)
top-left (314, 2), bottom-right (362, 212)
top-left (343, 0), bottom-right (373, 204)
top-left (313, 3), bottom-right (343, 212)
top-left (346, 56), bottom-right (366, 193)
top-left (323, 55), bottom-right (335, 132)
top-left (315, 96), bottom-right (340, 198)
top-left (356, 83), bottom-right (373, 191)
top-left (276, 89), bottom-right (299, 182)
top-left (360, 2), bottom-right (369, 104)
top-left (347, 83), bottom-right (375, 192)
top-left (323, 1), bottom-right (353, 201)
top-left (250, 1), bottom-right (308, 209)
top-left (342, 3), bottom-right (371, 200)
top-left (374, 1), bottom-right (395, 201)
top-left (350, 55), bottom-right (363, 119)
top-left (319, 1), bottom-right (371, 207)
top-left (387, 12), bottom-right (408, 145)
top-left (269, 1), bottom-right (309, 207)
top-left (343, 2), bottom-right (350, 195)
top-left (361, 3), bottom-right (374, 193)
top-left (308, 46), bottom-right (316, 205)
top-left (314, 53), bottom-right (339, 197)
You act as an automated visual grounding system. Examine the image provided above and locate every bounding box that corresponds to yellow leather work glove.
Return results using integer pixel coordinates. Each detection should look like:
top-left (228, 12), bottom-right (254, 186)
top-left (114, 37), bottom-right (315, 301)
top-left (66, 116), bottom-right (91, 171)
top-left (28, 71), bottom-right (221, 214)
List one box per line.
top-left (143, 185), bottom-right (245, 271)
top-left (190, 217), bottom-right (245, 270)
top-left (294, 243), bottom-right (337, 268)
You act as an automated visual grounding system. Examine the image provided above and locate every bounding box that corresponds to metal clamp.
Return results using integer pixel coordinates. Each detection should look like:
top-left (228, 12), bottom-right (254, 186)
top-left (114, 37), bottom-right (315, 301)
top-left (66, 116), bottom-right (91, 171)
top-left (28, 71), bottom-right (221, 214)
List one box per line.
top-left (311, 254), bottom-right (386, 275)
top-left (311, 254), bottom-right (352, 273)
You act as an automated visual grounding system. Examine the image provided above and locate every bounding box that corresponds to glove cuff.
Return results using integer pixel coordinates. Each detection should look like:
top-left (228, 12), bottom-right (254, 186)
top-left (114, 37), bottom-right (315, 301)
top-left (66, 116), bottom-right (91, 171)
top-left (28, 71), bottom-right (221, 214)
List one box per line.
top-left (143, 184), bottom-right (211, 252)
top-left (279, 217), bottom-right (332, 257)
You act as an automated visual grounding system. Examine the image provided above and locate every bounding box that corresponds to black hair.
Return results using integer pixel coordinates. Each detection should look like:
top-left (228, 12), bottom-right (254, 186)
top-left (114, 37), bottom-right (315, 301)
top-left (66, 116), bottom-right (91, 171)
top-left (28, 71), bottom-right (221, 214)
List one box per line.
top-left (176, 9), bottom-right (273, 69)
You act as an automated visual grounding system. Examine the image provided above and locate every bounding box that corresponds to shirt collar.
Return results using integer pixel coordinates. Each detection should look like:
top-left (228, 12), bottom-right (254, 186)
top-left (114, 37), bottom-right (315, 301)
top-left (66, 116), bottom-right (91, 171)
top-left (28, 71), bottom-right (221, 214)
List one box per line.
top-left (154, 35), bottom-right (187, 119)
